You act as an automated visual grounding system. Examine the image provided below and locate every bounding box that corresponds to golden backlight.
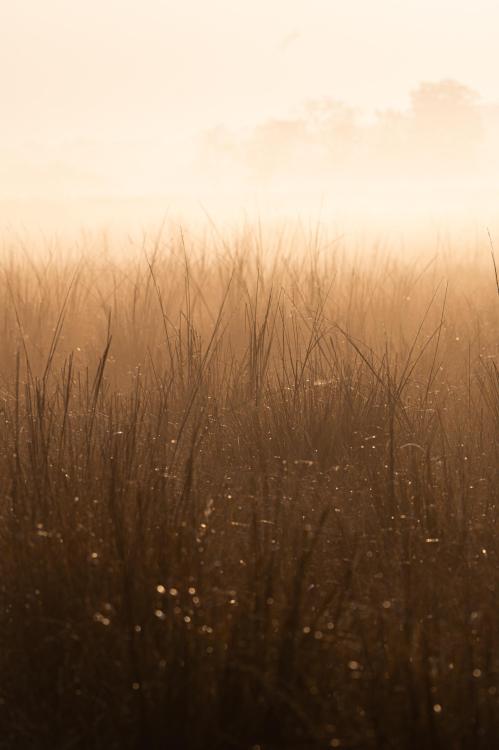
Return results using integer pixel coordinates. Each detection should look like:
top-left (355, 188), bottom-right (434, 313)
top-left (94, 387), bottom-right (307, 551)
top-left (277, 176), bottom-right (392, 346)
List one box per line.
top-left (1, 0), bottom-right (499, 235)
top-left (1, 5), bottom-right (499, 748)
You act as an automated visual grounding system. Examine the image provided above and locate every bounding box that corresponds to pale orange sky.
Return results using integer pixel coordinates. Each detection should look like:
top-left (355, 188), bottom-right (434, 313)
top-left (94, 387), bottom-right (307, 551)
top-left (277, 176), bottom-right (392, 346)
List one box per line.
top-left (2, 0), bottom-right (499, 140)
top-left (1, 1), bottom-right (499, 231)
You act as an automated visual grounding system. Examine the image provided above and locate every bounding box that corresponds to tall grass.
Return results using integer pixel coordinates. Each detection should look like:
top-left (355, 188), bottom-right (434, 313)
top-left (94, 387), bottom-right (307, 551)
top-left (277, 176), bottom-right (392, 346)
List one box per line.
top-left (0, 228), bottom-right (497, 748)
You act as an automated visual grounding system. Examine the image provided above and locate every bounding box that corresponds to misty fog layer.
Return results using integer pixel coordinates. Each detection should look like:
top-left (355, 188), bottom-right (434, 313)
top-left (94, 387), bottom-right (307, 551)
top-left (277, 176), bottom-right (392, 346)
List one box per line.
top-left (2, 80), bottom-right (499, 237)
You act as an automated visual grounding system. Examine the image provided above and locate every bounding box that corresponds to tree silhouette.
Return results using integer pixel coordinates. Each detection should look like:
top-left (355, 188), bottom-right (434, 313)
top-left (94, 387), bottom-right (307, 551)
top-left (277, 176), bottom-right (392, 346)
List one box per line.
top-left (409, 79), bottom-right (483, 172)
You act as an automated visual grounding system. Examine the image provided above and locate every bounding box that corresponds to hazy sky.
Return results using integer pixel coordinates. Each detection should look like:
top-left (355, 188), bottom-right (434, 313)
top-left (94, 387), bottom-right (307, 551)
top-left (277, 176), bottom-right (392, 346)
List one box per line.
top-left (2, 1), bottom-right (499, 231)
top-left (2, 0), bottom-right (499, 143)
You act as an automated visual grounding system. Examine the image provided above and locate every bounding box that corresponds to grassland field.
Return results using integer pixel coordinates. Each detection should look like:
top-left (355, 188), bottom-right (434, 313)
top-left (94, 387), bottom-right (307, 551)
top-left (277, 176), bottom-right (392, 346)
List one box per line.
top-left (0, 225), bottom-right (497, 749)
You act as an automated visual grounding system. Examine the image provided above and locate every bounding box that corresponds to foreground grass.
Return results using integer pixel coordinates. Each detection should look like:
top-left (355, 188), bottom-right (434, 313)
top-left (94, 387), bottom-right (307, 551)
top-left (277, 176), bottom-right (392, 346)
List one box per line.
top-left (0, 229), bottom-right (497, 749)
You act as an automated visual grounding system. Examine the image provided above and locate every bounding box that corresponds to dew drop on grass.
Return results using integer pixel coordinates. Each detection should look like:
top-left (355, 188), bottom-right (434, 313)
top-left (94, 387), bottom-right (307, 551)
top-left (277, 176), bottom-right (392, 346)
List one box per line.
top-left (93, 612), bottom-right (111, 626)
